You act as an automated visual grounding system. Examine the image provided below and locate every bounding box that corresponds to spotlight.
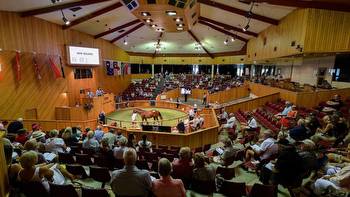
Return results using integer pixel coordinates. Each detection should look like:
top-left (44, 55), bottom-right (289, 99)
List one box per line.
top-left (141, 12), bottom-right (150, 16)
top-left (177, 24), bottom-right (183, 27)
top-left (166, 11), bottom-right (177, 16)
top-left (224, 39), bottom-right (228, 45)
top-left (151, 24), bottom-right (157, 28)
top-left (177, 27), bottom-right (184, 31)
top-left (123, 39), bottom-right (128, 45)
top-left (175, 18), bottom-right (182, 22)
top-left (243, 24), bottom-right (249, 32)
top-left (60, 10), bottom-right (70, 26)
top-left (231, 37), bottom-right (235, 42)
top-left (146, 18), bottom-right (152, 23)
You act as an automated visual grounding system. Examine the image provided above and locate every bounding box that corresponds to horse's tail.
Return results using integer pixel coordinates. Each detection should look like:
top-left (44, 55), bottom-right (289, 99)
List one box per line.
top-left (158, 111), bottom-right (163, 120)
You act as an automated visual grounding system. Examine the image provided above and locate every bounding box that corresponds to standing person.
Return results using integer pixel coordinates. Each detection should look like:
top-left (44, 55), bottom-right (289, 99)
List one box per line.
top-left (98, 111), bottom-right (106, 124)
top-left (176, 97), bottom-right (180, 109)
top-left (193, 104), bottom-right (198, 114)
top-left (131, 110), bottom-right (138, 128)
top-left (202, 92), bottom-right (207, 105)
top-left (94, 126), bottom-right (104, 142)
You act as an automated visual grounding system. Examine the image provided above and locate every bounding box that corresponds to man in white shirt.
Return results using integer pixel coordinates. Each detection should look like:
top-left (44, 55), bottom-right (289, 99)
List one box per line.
top-left (241, 114), bottom-right (258, 137)
top-left (219, 113), bottom-right (236, 132)
top-left (246, 130), bottom-right (277, 162)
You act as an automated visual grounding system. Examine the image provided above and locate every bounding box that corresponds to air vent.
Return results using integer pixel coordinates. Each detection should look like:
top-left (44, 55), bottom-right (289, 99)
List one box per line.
top-left (147, 0), bottom-right (156, 4)
top-left (122, 0), bottom-right (139, 11)
top-left (70, 7), bottom-right (82, 12)
top-left (177, 1), bottom-right (185, 8)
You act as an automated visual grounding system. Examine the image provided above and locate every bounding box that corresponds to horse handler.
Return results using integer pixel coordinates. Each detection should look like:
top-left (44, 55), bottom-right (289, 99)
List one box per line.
top-left (131, 110), bottom-right (138, 128)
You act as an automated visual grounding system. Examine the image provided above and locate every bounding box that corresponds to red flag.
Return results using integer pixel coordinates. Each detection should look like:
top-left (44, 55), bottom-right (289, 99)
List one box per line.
top-left (49, 57), bottom-right (62, 78)
top-left (14, 51), bottom-right (21, 81)
top-left (33, 55), bottom-right (42, 80)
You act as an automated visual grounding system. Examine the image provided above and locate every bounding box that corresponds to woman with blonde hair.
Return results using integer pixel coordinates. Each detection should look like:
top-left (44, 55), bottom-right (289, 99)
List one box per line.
top-left (82, 130), bottom-right (99, 151)
top-left (62, 127), bottom-right (78, 146)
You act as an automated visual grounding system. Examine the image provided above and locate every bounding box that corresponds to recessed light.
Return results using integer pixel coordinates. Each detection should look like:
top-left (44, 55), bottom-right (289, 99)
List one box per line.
top-left (156, 28), bottom-right (164, 32)
top-left (151, 24), bottom-right (157, 28)
top-left (166, 10), bottom-right (177, 16)
top-left (141, 12), bottom-right (150, 16)
top-left (177, 27), bottom-right (183, 31)
top-left (145, 18), bottom-right (152, 23)
top-left (175, 18), bottom-right (182, 22)
top-left (177, 23), bottom-right (183, 27)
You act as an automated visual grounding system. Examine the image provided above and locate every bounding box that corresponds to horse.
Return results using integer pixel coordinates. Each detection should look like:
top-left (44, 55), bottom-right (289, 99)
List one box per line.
top-left (133, 108), bottom-right (163, 124)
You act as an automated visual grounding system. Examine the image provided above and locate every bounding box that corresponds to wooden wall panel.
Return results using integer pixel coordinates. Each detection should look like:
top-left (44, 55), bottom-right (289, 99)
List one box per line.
top-left (0, 11), bottom-right (131, 120)
top-left (304, 9), bottom-right (350, 53)
top-left (247, 9), bottom-right (308, 61)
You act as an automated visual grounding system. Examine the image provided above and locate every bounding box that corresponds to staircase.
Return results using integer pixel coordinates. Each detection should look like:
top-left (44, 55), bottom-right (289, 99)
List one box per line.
top-left (153, 77), bottom-right (165, 98)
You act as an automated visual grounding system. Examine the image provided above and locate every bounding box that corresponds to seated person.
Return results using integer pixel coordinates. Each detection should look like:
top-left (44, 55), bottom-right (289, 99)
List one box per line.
top-left (17, 151), bottom-right (75, 192)
top-left (110, 148), bottom-right (152, 196)
top-left (311, 115), bottom-right (336, 144)
top-left (24, 140), bottom-right (47, 164)
top-left (219, 113), bottom-right (236, 132)
top-left (45, 129), bottom-right (67, 154)
top-left (152, 158), bottom-right (186, 197)
top-left (176, 120), bottom-right (186, 133)
top-left (275, 102), bottom-right (292, 117)
top-left (245, 130), bottom-right (277, 163)
top-left (82, 131), bottom-right (99, 151)
top-left (192, 153), bottom-right (215, 182)
top-left (217, 108), bottom-right (228, 123)
top-left (172, 147), bottom-right (193, 186)
top-left (137, 135), bottom-right (152, 151)
top-left (113, 137), bottom-right (128, 160)
top-left (288, 119), bottom-right (309, 142)
top-left (313, 164), bottom-right (350, 196)
top-left (280, 105), bottom-right (298, 128)
top-left (241, 115), bottom-right (258, 137)
top-left (215, 138), bottom-right (240, 166)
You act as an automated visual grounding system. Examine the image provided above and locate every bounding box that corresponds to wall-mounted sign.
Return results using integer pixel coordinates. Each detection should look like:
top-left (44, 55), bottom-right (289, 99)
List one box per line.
top-left (67, 46), bottom-right (101, 66)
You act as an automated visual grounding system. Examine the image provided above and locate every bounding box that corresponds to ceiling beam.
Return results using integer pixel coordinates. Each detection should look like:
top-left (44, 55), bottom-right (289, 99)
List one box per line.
top-left (110, 23), bottom-right (145, 43)
top-left (198, 20), bottom-right (249, 42)
top-left (62, 2), bottom-right (122, 30)
top-left (20, 0), bottom-right (110, 17)
top-left (153, 32), bottom-right (164, 58)
top-left (198, 16), bottom-right (258, 37)
top-left (94, 19), bottom-right (141, 39)
top-left (187, 30), bottom-right (214, 59)
top-left (246, 0), bottom-right (350, 12)
top-left (197, 0), bottom-right (279, 25)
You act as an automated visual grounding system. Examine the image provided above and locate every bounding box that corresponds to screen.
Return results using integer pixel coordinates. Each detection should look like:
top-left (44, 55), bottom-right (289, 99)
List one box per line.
top-left (67, 46), bottom-right (100, 66)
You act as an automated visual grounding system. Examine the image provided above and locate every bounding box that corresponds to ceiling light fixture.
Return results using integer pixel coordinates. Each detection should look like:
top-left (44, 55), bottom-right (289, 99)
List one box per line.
top-left (177, 24), bottom-right (183, 27)
top-left (151, 24), bottom-right (157, 28)
top-left (146, 18), bottom-right (152, 23)
top-left (166, 10), bottom-right (177, 16)
top-left (61, 9), bottom-right (70, 25)
top-left (224, 39), bottom-right (228, 45)
top-left (141, 12), bottom-right (150, 16)
top-left (243, 24), bottom-right (250, 32)
top-left (156, 28), bottom-right (164, 32)
top-left (177, 27), bottom-right (184, 31)
top-left (123, 39), bottom-right (128, 45)
top-left (175, 18), bottom-right (182, 22)
top-left (231, 37), bottom-right (235, 42)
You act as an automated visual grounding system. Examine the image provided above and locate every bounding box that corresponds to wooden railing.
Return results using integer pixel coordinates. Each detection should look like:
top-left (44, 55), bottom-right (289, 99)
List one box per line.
top-left (249, 82), bottom-right (350, 108)
top-left (215, 93), bottom-right (281, 114)
top-left (208, 85), bottom-right (249, 104)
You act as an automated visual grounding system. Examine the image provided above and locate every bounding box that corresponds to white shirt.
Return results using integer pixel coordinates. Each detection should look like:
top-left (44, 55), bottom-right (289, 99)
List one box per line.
top-left (248, 118), bottom-right (257, 129)
top-left (46, 138), bottom-right (65, 154)
top-left (132, 113), bottom-right (138, 121)
top-left (260, 138), bottom-right (276, 152)
top-left (224, 117), bottom-right (236, 128)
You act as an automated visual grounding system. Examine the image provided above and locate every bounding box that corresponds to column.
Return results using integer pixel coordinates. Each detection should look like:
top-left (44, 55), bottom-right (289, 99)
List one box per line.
top-left (151, 64), bottom-right (154, 77)
top-left (211, 64), bottom-right (214, 78)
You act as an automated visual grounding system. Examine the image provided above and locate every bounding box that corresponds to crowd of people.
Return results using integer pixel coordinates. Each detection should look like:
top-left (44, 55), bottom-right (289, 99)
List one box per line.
top-left (215, 95), bottom-right (350, 196)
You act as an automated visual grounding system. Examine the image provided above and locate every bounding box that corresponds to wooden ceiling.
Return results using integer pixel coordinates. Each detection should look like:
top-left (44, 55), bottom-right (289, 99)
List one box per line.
top-left (0, 0), bottom-right (348, 55)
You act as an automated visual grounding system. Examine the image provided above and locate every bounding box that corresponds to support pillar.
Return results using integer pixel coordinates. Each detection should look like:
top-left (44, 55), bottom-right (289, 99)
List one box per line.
top-left (211, 64), bottom-right (214, 78)
top-left (151, 64), bottom-right (154, 77)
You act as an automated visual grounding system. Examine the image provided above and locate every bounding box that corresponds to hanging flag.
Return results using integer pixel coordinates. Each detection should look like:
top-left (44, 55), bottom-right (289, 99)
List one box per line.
top-left (59, 56), bottom-right (65, 78)
top-left (113, 61), bottom-right (121, 76)
top-left (49, 57), bottom-right (62, 78)
top-left (33, 55), bottom-right (42, 80)
top-left (105, 60), bottom-right (114, 76)
top-left (13, 51), bottom-right (21, 81)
